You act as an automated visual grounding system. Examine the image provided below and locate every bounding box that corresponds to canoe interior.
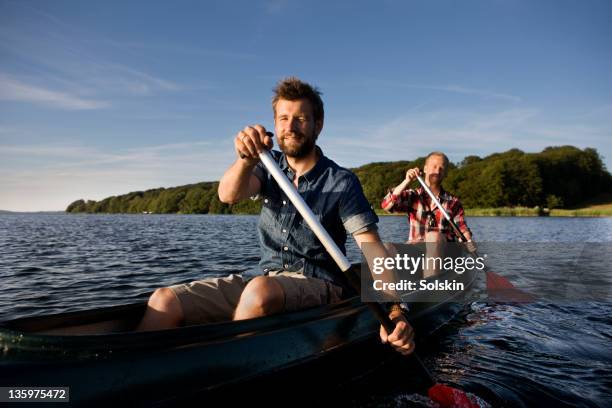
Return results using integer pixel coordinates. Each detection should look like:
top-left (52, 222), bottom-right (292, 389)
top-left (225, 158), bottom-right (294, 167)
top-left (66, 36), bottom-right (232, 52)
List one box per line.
top-left (0, 265), bottom-right (478, 338)
top-left (1, 302), bottom-right (148, 335)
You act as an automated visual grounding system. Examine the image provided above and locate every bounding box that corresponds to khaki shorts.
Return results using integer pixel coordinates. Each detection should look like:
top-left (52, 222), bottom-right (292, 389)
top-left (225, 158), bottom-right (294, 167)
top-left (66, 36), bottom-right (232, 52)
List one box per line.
top-left (170, 271), bottom-right (344, 325)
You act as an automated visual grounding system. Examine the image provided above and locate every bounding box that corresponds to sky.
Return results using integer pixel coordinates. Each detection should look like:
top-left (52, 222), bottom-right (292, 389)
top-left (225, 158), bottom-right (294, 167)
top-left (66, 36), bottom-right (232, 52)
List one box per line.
top-left (1, 0), bottom-right (611, 211)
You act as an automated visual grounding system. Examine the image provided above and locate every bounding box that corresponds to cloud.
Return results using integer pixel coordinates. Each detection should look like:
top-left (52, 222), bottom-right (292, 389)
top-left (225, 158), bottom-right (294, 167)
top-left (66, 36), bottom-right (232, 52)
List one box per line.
top-left (0, 74), bottom-right (109, 110)
top-left (95, 40), bottom-right (257, 61)
top-left (569, 105), bottom-right (612, 121)
top-left (98, 63), bottom-right (181, 94)
top-left (0, 140), bottom-right (236, 211)
top-left (0, 9), bottom-right (183, 100)
top-left (357, 78), bottom-right (522, 103)
top-left (408, 84), bottom-right (522, 103)
top-left (264, 0), bottom-right (292, 14)
top-left (322, 107), bottom-right (611, 168)
top-left (0, 144), bottom-right (98, 158)
top-left (0, 125), bottom-right (19, 135)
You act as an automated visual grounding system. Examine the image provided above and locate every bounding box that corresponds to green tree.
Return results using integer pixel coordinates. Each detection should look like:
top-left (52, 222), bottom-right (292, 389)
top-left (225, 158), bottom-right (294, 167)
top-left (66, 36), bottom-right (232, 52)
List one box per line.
top-left (66, 199), bottom-right (86, 213)
top-left (65, 146), bottom-right (612, 213)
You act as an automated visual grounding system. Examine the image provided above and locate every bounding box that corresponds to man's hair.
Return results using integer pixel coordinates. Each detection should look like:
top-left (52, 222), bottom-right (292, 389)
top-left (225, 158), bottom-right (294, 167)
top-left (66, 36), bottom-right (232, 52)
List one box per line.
top-left (425, 151), bottom-right (450, 169)
top-left (272, 77), bottom-right (324, 122)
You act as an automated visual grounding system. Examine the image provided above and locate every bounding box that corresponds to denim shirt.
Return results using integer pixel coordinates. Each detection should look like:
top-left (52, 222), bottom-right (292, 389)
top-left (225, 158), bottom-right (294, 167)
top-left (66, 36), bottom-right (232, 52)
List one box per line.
top-left (252, 147), bottom-right (378, 291)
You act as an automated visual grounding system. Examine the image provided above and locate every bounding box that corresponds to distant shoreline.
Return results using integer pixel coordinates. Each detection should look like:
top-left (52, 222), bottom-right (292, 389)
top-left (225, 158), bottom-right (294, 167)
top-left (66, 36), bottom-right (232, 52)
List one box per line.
top-left (0, 210), bottom-right (65, 214)
top-left (4, 209), bottom-right (611, 218)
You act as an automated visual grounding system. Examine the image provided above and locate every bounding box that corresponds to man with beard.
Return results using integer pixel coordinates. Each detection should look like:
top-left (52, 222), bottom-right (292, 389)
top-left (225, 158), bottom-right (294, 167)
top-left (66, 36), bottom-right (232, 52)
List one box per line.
top-left (381, 152), bottom-right (474, 277)
top-left (137, 77), bottom-right (414, 356)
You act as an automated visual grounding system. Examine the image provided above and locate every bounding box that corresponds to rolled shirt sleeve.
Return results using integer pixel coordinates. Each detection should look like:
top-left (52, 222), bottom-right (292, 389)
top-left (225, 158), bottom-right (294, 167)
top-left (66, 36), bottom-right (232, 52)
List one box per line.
top-left (339, 173), bottom-right (379, 235)
top-left (381, 190), bottom-right (414, 213)
top-left (250, 160), bottom-right (268, 200)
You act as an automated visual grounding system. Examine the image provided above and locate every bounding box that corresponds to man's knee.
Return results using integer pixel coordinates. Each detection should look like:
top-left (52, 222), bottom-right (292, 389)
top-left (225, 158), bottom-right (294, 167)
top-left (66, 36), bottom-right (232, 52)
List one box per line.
top-left (236, 276), bottom-right (285, 317)
top-left (423, 231), bottom-right (446, 278)
top-left (384, 242), bottom-right (399, 257)
top-left (137, 287), bottom-right (184, 331)
top-left (149, 287), bottom-right (183, 315)
top-left (425, 230), bottom-right (444, 243)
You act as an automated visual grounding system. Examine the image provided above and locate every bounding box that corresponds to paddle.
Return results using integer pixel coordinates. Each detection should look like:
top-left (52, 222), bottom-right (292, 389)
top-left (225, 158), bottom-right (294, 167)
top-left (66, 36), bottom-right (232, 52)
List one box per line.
top-left (258, 149), bottom-right (481, 408)
top-left (415, 174), bottom-right (535, 302)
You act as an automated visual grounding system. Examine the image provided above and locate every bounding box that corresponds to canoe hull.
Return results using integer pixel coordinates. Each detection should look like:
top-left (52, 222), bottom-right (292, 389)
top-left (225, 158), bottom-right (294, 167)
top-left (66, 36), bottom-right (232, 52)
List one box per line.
top-left (0, 268), bottom-right (476, 406)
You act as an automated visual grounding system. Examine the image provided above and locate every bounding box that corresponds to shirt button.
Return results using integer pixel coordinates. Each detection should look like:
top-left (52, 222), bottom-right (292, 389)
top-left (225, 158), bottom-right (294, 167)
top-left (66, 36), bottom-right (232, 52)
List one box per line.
top-left (282, 200), bottom-right (287, 205)
top-left (283, 246), bottom-right (288, 251)
top-left (282, 229), bottom-right (287, 233)
top-left (264, 199), bottom-right (269, 203)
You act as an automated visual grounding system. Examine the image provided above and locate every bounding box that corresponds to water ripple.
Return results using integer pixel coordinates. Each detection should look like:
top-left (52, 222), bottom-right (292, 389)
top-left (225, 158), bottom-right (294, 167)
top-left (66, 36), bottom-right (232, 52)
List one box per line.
top-left (0, 213), bottom-right (610, 407)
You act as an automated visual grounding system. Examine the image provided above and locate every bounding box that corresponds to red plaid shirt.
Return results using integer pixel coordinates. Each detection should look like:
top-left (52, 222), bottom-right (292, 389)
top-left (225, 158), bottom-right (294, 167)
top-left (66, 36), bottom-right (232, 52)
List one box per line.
top-left (381, 187), bottom-right (471, 242)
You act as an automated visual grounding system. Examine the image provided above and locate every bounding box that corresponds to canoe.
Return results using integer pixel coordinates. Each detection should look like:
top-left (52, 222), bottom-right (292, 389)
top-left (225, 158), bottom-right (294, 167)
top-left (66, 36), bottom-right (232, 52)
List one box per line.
top-left (0, 265), bottom-right (477, 406)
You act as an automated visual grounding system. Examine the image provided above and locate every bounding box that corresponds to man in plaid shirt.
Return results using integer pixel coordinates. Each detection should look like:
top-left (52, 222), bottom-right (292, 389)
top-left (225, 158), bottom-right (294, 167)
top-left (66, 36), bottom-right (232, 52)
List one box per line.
top-left (381, 152), bottom-right (474, 276)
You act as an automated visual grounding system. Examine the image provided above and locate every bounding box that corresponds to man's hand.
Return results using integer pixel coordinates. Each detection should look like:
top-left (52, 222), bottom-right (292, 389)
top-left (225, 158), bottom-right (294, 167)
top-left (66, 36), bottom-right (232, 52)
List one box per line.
top-left (234, 125), bottom-right (274, 165)
top-left (379, 309), bottom-right (415, 356)
top-left (465, 239), bottom-right (477, 254)
top-left (405, 167), bottom-right (421, 183)
top-left (460, 230), bottom-right (477, 253)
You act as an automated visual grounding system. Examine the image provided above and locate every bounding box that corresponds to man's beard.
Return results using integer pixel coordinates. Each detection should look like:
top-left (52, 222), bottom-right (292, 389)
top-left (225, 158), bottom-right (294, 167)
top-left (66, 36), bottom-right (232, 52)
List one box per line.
top-left (426, 174), bottom-right (443, 187)
top-left (278, 130), bottom-right (317, 158)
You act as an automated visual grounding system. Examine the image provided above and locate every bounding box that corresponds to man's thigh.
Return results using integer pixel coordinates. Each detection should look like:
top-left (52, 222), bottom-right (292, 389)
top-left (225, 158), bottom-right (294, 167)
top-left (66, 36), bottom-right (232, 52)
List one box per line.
top-left (268, 271), bottom-right (343, 312)
top-left (170, 274), bottom-right (247, 325)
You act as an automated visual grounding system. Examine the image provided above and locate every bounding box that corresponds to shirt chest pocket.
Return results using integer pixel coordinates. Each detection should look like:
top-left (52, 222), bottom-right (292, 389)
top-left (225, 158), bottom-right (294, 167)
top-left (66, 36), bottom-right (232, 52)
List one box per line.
top-left (258, 195), bottom-right (286, 233)
top-left (261, 192), bottom-right (287, 213)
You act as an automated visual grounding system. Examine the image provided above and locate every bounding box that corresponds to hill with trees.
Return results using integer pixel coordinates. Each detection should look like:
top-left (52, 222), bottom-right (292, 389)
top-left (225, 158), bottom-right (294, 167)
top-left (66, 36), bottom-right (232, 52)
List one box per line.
top-left (66, 146), bottom-right (612, 215)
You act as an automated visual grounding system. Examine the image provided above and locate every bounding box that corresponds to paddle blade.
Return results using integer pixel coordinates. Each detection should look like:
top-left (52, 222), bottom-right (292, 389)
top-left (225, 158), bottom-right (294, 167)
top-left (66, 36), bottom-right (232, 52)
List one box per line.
top-left (486, 270), bottom-right (536, 302)
top-left (428, 384), bottom-right (485, 408)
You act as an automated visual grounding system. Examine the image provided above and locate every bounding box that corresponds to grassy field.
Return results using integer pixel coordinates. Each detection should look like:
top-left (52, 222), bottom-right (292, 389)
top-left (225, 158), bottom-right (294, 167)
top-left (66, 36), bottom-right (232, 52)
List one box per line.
top-left (549, 193), bottom-right (612, 217)
top-left (549, 203), bottom-right (612, 217)
top-left (465, 207), bottom-right (543, 216)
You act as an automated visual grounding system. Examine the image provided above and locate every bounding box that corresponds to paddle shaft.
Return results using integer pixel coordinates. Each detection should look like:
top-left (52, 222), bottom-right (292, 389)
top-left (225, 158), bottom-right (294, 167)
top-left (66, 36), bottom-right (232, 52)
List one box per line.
top-left (416, 174), bottom-right (470, 244)
top-left (259, 149), bottom-right (435, 387)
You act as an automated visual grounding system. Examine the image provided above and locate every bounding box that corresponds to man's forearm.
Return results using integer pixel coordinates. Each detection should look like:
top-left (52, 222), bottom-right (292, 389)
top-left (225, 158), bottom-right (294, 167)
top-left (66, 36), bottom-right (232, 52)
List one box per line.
top-left (382, 179), bottom-right (410, 211)
top-left (392, 179), bottom-right (410, 196)
top-left (354, 231), bottom-right (398, 300)
top-left (218, 160), bottom-right (257, 204)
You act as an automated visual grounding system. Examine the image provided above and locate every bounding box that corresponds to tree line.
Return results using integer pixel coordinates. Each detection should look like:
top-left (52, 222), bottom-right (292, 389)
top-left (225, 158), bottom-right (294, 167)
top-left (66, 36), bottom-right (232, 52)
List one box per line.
top-left (67, 145), bottom-right (611, 214)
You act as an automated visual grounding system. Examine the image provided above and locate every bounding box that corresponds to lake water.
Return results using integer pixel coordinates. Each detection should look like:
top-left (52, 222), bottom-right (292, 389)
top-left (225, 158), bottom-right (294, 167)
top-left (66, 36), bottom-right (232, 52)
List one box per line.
top-left (1, 214), bottom-right (611, 406)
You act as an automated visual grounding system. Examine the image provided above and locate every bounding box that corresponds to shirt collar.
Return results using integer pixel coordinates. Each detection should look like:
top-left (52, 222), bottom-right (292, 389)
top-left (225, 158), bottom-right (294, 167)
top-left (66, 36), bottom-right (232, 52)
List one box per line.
top-left (278, 145), bottom-right (327, 184)
top-left (302, 146), bottom-right (327, 183)
top-left (278, 151), bottom-right (290, 171)
top-left (417, 186), bottom-right (451, 202)
top-left (439, 188), bottom-right (452, 202)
